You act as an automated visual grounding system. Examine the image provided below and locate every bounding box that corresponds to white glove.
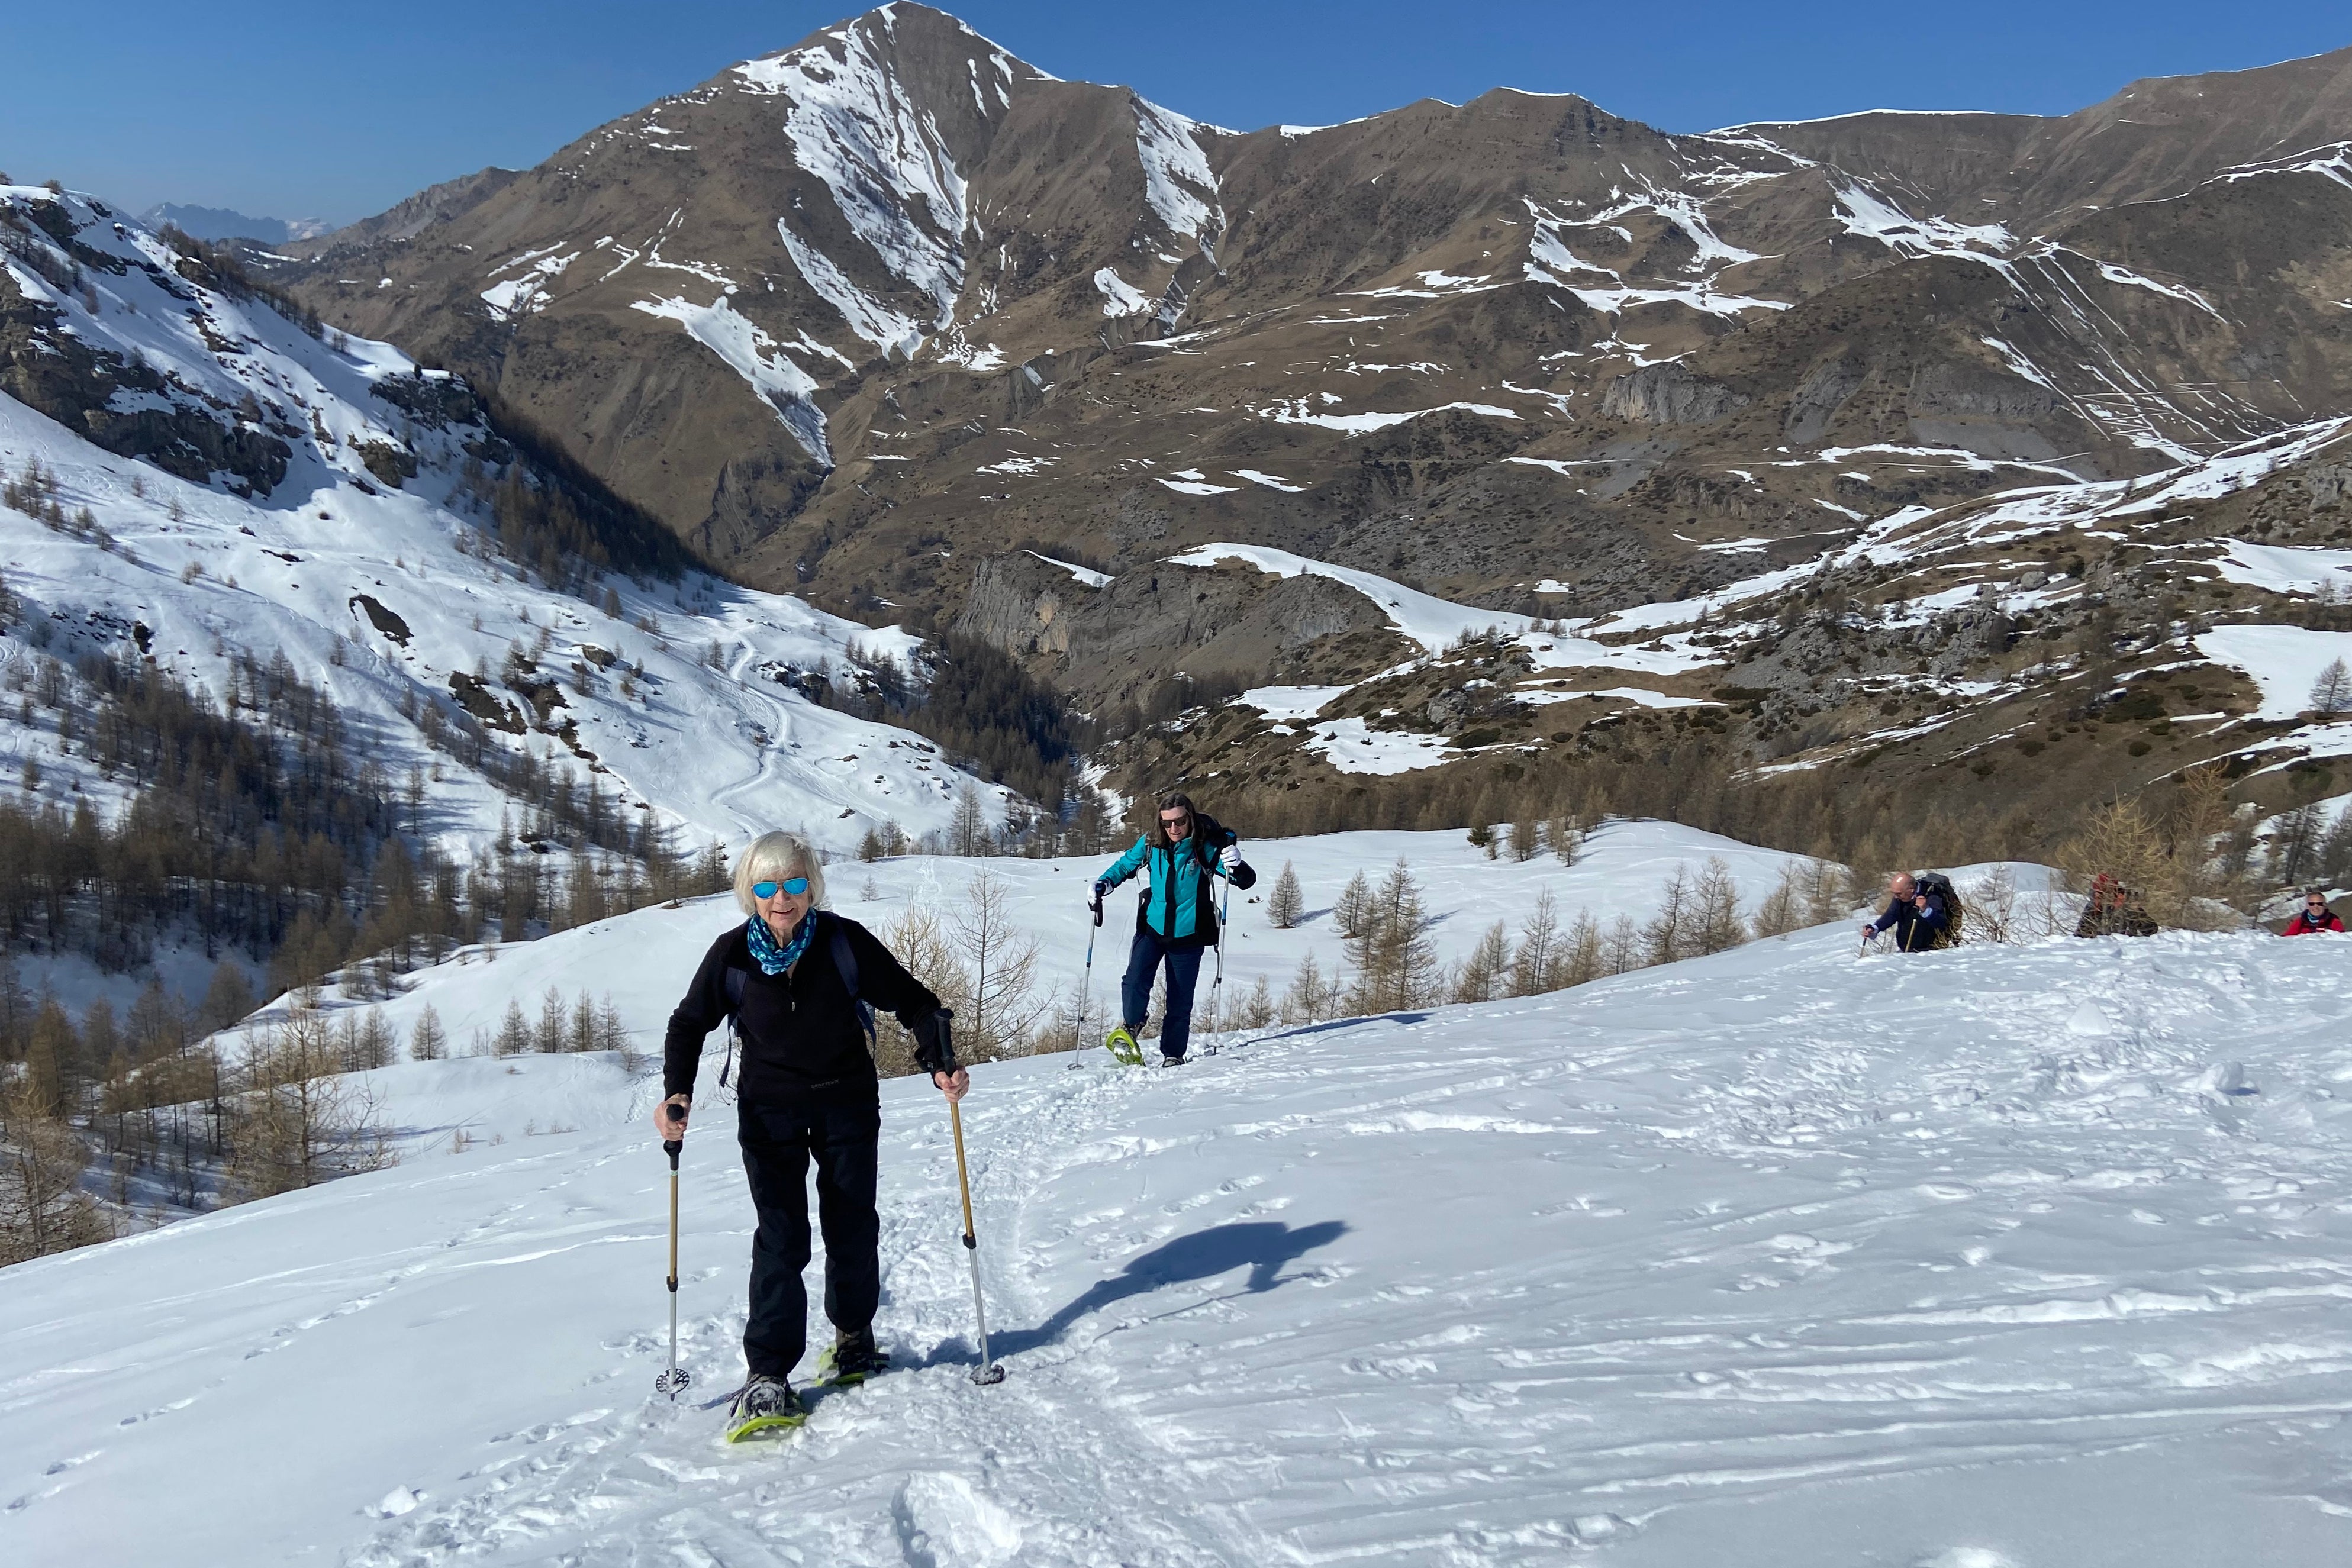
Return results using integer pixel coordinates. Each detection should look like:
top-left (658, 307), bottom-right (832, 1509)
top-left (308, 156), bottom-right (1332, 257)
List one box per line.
top-left (1219, 844), bottom-right (1239, 872)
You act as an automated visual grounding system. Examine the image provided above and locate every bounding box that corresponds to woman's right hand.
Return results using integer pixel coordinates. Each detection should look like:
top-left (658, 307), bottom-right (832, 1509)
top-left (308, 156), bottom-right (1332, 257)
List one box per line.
top-left (656, 1093), bottom-right (691, 1144)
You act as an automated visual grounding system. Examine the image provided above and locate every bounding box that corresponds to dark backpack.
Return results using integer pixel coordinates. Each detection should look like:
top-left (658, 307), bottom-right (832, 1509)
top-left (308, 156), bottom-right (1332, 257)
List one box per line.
top-left (718, 914), bottom-right (874, 1088)
top-left (1913, 872), bottom-right (1963, 947)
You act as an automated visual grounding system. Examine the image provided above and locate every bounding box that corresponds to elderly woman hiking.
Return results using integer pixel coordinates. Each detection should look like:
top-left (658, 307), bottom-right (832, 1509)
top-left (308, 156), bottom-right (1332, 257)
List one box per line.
top-left (659, 830), bottom-right (963, 1440)
top-left (1092, 791), bottom-right (1256, 1066)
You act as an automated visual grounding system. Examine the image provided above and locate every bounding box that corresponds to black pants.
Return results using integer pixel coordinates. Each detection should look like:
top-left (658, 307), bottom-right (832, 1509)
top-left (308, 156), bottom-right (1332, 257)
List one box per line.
top-left (737, 1097), bottom-right (881, 1379)
top-left (1121, 928), bottom-right (1206, 1060)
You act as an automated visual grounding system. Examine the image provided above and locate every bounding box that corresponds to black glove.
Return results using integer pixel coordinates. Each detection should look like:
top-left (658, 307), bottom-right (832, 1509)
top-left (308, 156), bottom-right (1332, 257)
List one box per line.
top-left (912, 1008), bottom-right (956, 1076)
top-left (1092, 878), bottom-right (1111, 901)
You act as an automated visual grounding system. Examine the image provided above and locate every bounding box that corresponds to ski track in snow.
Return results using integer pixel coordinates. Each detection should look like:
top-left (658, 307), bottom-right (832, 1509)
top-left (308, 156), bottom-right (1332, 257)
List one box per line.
top-left (7, 917), bottom-right (2352, 1564)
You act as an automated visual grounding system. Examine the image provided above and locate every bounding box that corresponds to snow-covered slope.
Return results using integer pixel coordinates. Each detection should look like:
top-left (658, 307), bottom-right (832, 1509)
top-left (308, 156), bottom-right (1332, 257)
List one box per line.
top-left (307, 819), bottom-right (1823, 1099)
top-left (0, 184), bottom-right (1007, 869)
top-left (7, 909), bottom-right (2351, 1564)
top-left (169, 819), bottom-right (1821, 1177)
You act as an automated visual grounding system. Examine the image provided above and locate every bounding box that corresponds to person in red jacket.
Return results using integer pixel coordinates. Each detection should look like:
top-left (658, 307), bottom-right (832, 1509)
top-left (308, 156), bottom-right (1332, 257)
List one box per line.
top-left (2282, 888), bottom-right (2345, 935)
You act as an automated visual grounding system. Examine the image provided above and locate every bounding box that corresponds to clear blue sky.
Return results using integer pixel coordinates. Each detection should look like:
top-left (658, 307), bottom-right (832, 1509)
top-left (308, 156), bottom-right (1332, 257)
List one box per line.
top-left (5, 2), bottom-right (2346, 224)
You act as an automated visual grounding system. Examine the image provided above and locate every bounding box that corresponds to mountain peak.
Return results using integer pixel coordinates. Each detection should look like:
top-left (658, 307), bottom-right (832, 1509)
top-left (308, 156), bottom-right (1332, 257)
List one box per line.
top-left (140, 202), bottom-right (331, 244)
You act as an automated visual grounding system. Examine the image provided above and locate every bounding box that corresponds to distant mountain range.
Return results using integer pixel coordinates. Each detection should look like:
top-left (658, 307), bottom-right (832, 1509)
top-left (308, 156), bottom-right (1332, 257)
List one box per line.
top-left (1, 5), bottom-right (2344, 873)
top-left (142, 202), bottom-right (333, 245)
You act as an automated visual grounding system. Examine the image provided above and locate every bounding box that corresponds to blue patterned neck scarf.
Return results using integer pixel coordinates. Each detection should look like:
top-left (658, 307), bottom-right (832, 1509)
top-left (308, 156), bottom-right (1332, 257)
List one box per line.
top-left (746, 911), bottom-right (814, 976)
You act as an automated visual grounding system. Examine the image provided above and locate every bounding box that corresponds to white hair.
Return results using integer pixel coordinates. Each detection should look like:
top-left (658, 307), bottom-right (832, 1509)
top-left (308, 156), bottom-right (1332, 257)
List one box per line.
top-left (733, 830), bottom-right (827, 917)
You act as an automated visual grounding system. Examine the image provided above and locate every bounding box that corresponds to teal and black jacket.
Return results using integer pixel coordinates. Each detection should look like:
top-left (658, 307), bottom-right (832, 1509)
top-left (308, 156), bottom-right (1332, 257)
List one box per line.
top-left (1098, 811), bottom-right (1255, 947)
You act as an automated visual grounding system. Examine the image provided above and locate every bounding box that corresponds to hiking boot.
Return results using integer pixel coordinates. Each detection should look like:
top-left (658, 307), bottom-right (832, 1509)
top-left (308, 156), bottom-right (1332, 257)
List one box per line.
top-left (820, 1325), bottom-right (889, 1383)
top-left (724, 1374), bottom-right (804, 1441)
top-left (1158, 1050), bottom-right (1188, 1067)
top-left (732, 1374), bottom-right (801, 1419)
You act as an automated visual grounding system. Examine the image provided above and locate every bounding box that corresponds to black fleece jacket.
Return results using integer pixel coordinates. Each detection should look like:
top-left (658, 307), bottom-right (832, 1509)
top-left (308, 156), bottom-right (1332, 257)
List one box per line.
top-left (663, 912), bottom-right (944, 1104)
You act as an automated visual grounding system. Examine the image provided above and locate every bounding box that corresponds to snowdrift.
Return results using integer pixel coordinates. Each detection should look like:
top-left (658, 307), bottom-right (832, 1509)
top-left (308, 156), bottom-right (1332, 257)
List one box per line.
top-left (7, 906), bottom-right (2351, 1565)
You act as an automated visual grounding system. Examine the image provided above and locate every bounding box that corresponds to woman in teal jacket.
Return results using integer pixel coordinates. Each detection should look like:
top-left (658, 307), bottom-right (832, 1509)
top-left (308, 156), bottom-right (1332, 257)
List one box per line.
top-left (1093, 791), bottom-right (1255, 1064)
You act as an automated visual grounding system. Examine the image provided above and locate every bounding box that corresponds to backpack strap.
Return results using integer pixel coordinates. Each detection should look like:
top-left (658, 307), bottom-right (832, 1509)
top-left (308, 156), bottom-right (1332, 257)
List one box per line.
top-left (719, 964), bottom-right (746, 1089)
top-left (720, 918), bottom-right (878, 1086)
top-left (830, 915), bottom-right (878, 1059)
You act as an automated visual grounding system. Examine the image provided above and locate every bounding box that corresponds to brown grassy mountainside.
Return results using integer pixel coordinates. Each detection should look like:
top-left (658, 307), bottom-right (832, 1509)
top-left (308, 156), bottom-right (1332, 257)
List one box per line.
top-left (260, 8), bottom-right (2352, 863)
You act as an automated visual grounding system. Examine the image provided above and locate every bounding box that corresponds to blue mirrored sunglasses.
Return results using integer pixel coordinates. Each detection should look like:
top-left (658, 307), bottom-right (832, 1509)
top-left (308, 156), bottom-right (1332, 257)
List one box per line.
top-left (751, 877), bottom-right (811, 899)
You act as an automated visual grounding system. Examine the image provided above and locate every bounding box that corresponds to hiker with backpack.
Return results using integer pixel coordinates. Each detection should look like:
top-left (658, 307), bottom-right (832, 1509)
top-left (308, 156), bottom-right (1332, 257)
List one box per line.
top-left (2073, 873), bottom-right (2159, 938)
top-left (1861, 870), bottom-right (1959, 951)
top-left (658, 830), bottom-right (962, 1432)
top-left (1092, 791), bottom-right (1256, 1066)
top-left (2282, 887), bottom-right (2345, 935)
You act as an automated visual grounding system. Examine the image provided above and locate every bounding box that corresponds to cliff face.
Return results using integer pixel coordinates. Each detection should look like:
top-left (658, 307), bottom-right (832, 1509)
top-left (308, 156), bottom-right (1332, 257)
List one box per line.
top-left (955, 550), bottom-right (1406, 709)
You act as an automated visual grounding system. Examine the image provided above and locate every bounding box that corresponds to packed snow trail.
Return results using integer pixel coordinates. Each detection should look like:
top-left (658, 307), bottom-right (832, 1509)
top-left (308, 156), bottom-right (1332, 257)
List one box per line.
top-left (7, 925), bottom-right (2352, 1564)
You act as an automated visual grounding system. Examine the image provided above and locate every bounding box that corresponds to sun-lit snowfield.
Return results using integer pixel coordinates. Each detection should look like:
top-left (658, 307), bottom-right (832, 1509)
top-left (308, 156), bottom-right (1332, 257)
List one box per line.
top-left (329, 819), bottom-right (1816, 1101)
top-left (6, 864), bottom-right (2352, 1564)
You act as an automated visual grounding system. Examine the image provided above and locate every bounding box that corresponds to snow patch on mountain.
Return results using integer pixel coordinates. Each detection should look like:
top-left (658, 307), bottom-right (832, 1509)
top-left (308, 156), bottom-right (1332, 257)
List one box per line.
top-left (1835, 182), bottom-right (2017, 270)
top-left (630, 293), bottom-right (832, 463)
top-left (2194, 624), bottom-right (2352, 721)
top-left (1254, 397), bottom-right (1520, 434)
top-left (479, 248), bottom-right (579, 321)
top-left (1091, 266), bottom-right (1151, 317)
top-left (1130, 96), bottom-right (1224, 255)
top-left (736, 16), bottom-right (973, 354)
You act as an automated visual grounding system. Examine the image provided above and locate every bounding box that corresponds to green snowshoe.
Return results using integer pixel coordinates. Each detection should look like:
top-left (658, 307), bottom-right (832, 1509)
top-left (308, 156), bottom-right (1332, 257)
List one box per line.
top-left (813, 1327), bottom-right (890, 1390)
top-left (1104, 1024), bottom-right (1143, 1067)
top-left (723, 1375), bottom-right (806, 1443)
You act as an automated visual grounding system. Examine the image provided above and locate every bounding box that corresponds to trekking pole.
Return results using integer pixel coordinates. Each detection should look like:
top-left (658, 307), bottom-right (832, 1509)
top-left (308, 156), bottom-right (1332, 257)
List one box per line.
top-left (1068, 892), bottom-right (1102, 1071)
top-left (1203, 875), bottom-right (1232, 1055)
top-left (948, 1098), bottom-right (1006, 1385)
top-left (655, 1105), bottom-right (691, 1399)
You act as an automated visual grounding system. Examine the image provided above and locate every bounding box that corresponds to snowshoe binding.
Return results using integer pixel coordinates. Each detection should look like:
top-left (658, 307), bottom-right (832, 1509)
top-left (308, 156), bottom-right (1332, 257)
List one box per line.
top-left (814, 1327), bottom-right (890, 1390)
top-left (723, 1375), bottom-right (806, 1443)
top-left (1104, 1024), bottom-right (1143, 1067)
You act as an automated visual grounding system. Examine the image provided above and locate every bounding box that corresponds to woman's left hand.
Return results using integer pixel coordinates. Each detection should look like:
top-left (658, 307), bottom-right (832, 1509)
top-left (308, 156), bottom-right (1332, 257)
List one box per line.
top-left (933, 1067), bottom-right (970, 1103)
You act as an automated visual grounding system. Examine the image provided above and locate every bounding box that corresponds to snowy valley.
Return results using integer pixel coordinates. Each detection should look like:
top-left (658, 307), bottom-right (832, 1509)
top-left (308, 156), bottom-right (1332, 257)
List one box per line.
top-left (11, 11), bottom-right (2352, 1564)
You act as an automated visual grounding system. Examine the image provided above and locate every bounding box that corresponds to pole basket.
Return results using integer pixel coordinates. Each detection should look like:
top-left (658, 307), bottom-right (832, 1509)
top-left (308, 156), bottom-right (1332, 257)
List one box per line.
top-left (655, 1366), bottom-right (692, 1399)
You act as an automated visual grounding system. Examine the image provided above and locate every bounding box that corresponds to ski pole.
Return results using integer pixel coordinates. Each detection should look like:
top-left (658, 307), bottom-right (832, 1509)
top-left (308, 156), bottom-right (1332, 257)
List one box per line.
top-left (1204, 874), bottom-right (1232, 1056)
top-left (948, 1098), bottom-right (1006, 1385)
top-left (655, 1104), bottom-right (691, 1399)
top-left (1069, 891), bottom-right (1102, 1070)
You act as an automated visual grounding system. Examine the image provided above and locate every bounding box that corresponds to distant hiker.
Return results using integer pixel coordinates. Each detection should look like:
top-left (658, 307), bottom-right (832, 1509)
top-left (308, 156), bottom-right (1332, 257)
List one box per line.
top-left (2282, 887), bottom-right (2345, 935)
top-left (1092, 791), bottom-right (1255, 1065)
top-left (659, 830), bottom-right (962, 1432)
top-left (1861, 870), bottom-right (1955, 951)
top-left (2073, 873), bottom-right (2159, 938)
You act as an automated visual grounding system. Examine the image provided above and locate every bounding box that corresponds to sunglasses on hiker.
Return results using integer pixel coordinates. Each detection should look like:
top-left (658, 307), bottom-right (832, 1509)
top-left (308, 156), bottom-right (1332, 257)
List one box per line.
top-left (1159, 812), bottom-right (1190, 826)
top-left (751, 877), bottom-right (811, 899)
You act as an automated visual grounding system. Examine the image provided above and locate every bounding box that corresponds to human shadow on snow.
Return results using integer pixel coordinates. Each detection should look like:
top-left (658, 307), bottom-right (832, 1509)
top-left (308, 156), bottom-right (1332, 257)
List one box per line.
top-left (968, 1219), bottom-right (1349, 1363)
